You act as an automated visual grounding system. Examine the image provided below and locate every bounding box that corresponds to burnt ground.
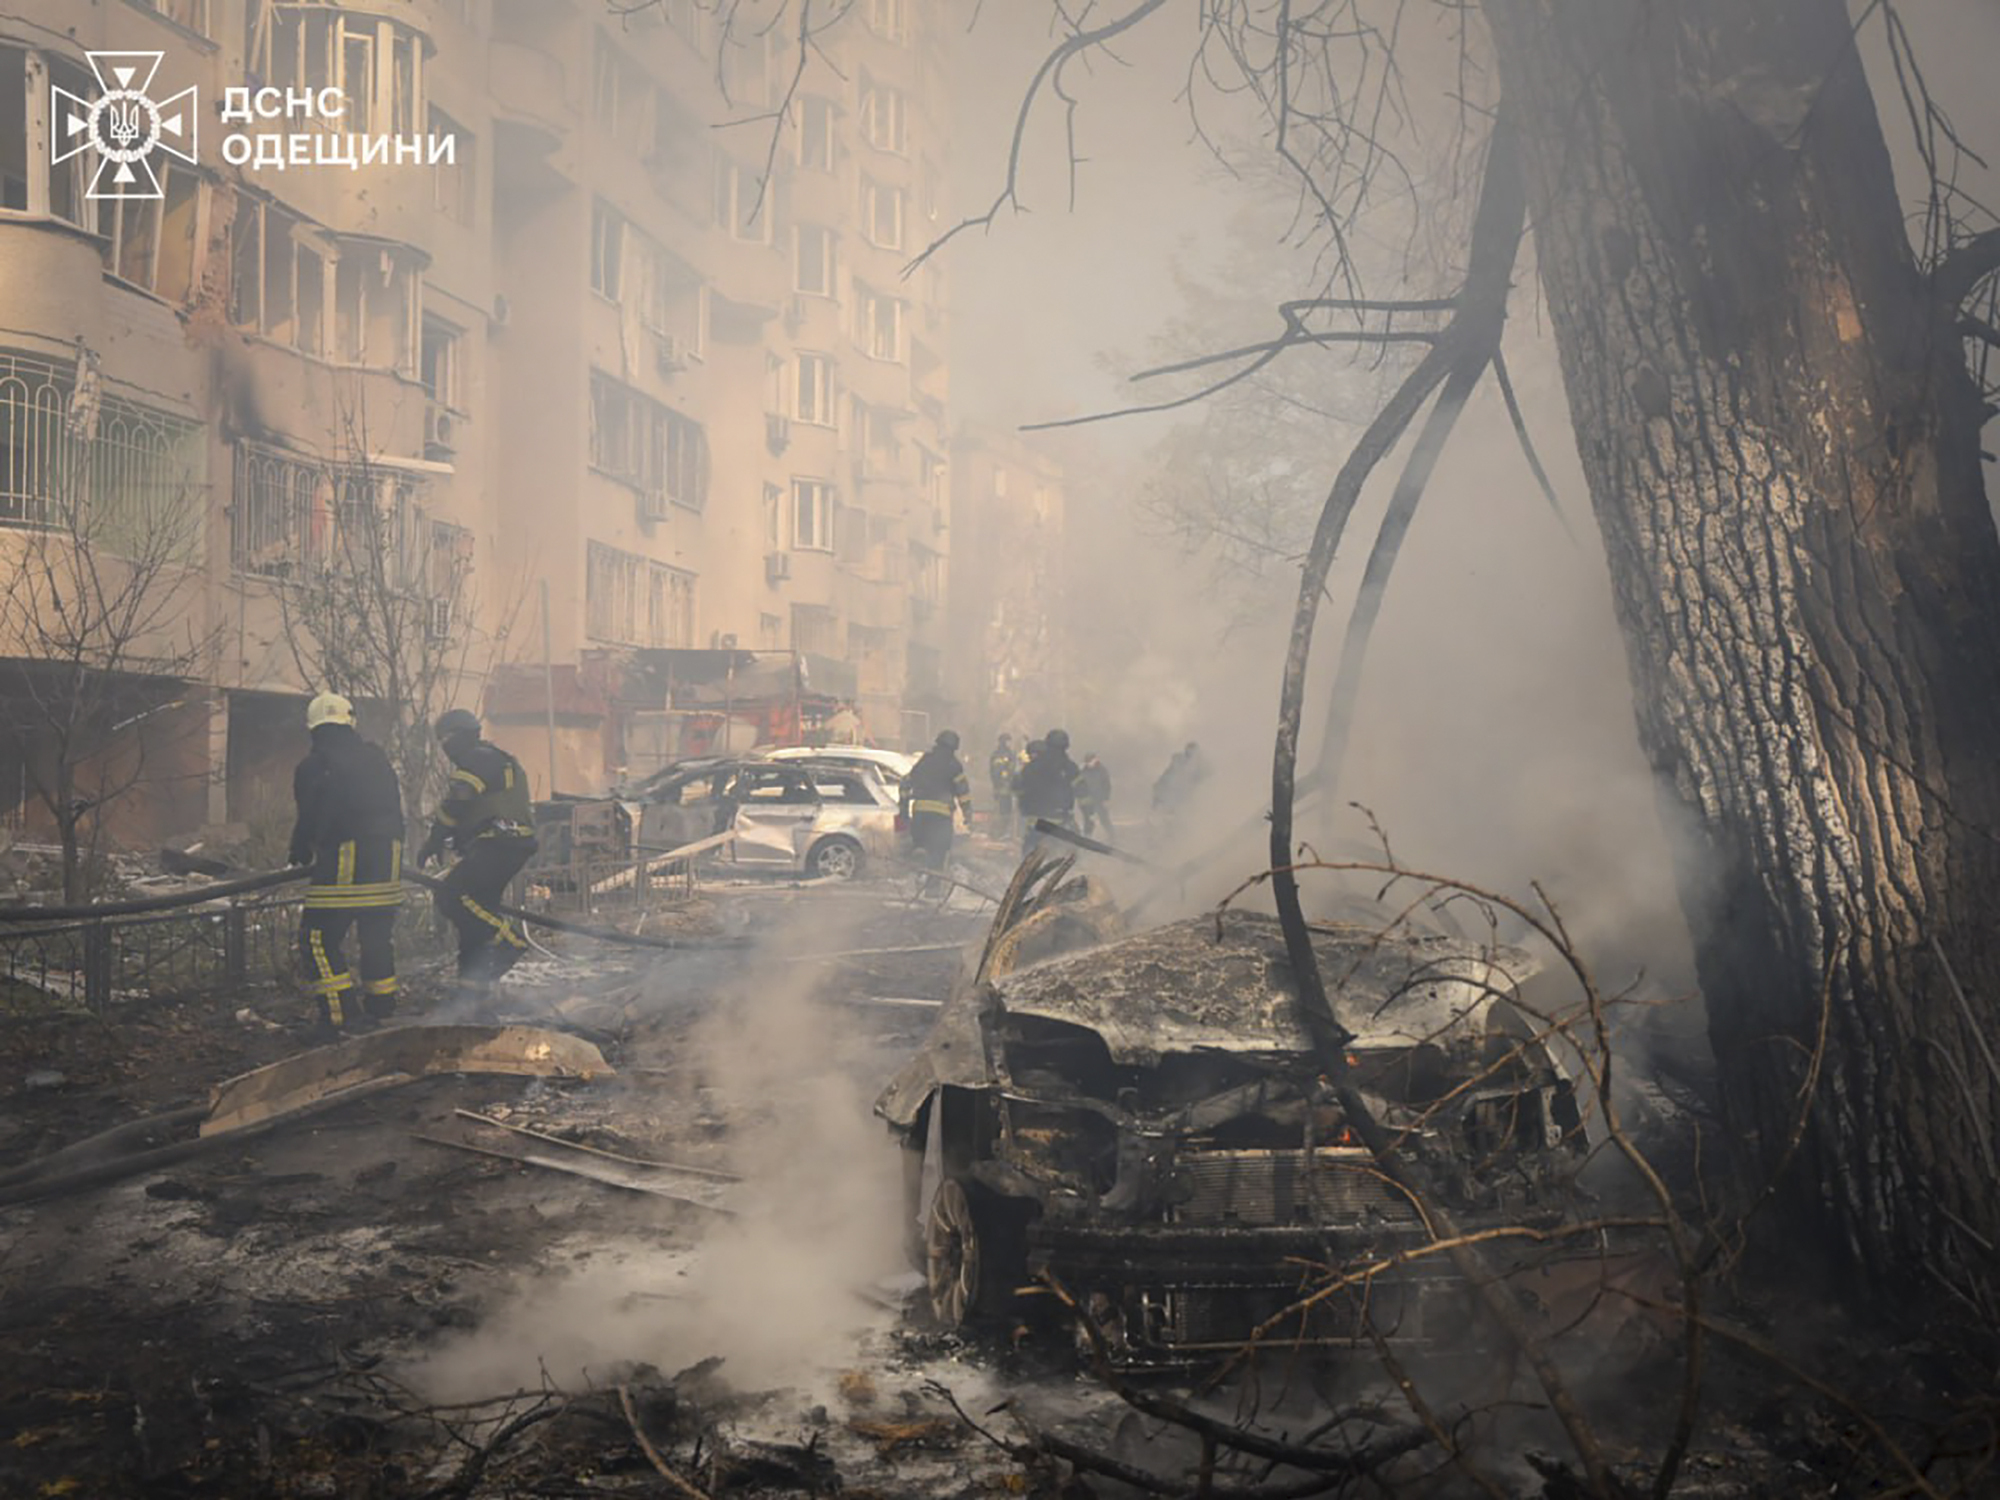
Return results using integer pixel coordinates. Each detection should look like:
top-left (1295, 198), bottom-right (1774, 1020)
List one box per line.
top-left (0, 868), bottom-right (1992, 1499)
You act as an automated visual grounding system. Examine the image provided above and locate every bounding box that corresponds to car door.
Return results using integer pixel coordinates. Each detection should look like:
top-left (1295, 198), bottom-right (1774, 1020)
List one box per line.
top-left (725, 764), bottom-right (822, 864)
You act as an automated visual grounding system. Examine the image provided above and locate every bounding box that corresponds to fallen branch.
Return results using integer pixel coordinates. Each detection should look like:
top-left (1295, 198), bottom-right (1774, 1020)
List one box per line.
top-left (619, 1384), bottom-right (713, 1500)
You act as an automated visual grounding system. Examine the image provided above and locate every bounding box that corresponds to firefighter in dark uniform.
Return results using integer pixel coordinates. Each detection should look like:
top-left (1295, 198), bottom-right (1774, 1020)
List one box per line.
top-left (903, 730), bottom-right (973, 893)
top-left (417, 709), bottom-right (539, 1008)
top-left (290, 692), bottom-right (405, 1032)
top-left (987, 733), bottom-right (1019, 838)
top-left (1014, 727), bottom-right (1081, 855)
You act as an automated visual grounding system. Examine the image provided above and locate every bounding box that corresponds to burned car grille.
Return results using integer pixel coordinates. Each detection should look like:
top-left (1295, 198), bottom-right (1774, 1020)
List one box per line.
top-left (1172, 1148), bottom-right (1420, 1227)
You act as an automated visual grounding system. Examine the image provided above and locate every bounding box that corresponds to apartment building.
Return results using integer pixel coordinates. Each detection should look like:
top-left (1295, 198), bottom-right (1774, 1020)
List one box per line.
top-left (949, 425), bottom-right (1068, 749)
top-left (0, 0), bottom-right (954, 849)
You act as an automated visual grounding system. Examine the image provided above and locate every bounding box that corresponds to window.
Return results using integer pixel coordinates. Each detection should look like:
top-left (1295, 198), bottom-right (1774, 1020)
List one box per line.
top-left (863, 179), bottom-right (904, 251)
top-left (798, 96), bottom-right (835, 172)
top-left (132, 0), bottom-right (211, 35)
top-left (791, 603), bottom-right (838, 656)
top-left (590, 372), bottom-right (711, 510)
top-left (633, 229), bottom-right (705, 357)
top-left (254, 9), bottom-right (422, 135)
top-left (586, 540), bottom-right (641, 645)
top-left (648, 562), bottom-right (696, 647)
top-left (795, 225), bottom-right (835, 296)
top-left (795, 354), bottom-right (834, 426)
top-left (712, 153), bottom-right (770, 242)
top-left (0, 49), bottom-right (23, 210)
top-left (432, 108), bottom-right (472, 224)
top-left (792, 478), bottom-right (833, 552)
top-left (587, 541), bottom-right (696, 646)
top-left (102, 163), bottom-right (201, 302)
top-left (861, 289), bottom-right (903, 362)
top-left (46, 56), bottom-right (93, 228)
top-left (758, 612), bottom-right (782, 650)
top-left (590, 198), bottom-right (624, 300)
top-left (0, 351), bottom-right (202, 539)
top-left (231, 441), bottom-right (424, 579)
top-left (332, 242), bottom-right (417, 372)
top-left (869, 0), bottom-right (908, 43)
top-left (592, 31), bottom-right (621, 133)
top-left (762, 482), bottom-right (782, 549)
top-left (421, 317), bottom-right (462, 409)
top-left (861, 84), bottom-right (906, 153)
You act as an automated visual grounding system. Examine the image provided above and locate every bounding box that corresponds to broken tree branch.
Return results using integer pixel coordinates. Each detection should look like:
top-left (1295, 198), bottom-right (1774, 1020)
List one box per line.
top-left (619, 1383), bottom-right (714, 1500)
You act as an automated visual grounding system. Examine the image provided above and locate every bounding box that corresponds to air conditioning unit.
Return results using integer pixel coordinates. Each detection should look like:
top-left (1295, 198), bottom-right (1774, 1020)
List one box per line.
top-left (653, 331), bottom-right (686, 375)
top-left (423, 403), bottom-right (456, 458)
top-left (426, 598), bottom-right (453, 640)
top-left (765, 412), bottom-right (791, 455)
top-left (765, 551), bottom-right (792, 584)
top-left (638, 486), bottom-right (669, 522)
top-left (709, 630), bottom-right (739, 650)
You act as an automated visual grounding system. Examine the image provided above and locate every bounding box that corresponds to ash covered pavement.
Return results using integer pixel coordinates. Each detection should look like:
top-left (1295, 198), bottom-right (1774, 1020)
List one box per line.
top-left (0, 878), bottom-right (1053, 1499)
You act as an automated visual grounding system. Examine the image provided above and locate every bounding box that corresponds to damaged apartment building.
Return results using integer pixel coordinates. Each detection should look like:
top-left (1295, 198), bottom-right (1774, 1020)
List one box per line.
top-left (0, 0), bottom-right (1067, 850)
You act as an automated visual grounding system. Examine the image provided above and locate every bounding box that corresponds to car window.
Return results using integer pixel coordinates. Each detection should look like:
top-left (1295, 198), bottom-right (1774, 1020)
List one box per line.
top-left (737, 768), bottom-right (816, 804)
top-left (815, 773), bottom-right (878, 805)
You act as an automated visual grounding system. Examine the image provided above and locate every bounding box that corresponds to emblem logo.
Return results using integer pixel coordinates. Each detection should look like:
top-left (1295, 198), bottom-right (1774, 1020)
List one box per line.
top-left (52, 51), bottom-right (197, 200)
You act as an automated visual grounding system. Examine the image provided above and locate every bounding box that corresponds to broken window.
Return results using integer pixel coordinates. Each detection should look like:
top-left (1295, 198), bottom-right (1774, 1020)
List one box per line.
top-left (420, 316), bottom-right (462, 410)
top-left (45, 56), bottom-right (92, 228)
top-left (590, 371), bottom-right (711, 511)
top-left (231, 442), bottom-right (424, 578)
top-left (0, 48), bottom-right (25, 210)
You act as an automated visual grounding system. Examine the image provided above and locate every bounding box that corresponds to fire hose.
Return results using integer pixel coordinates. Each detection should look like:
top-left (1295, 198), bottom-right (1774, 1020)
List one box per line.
top-left (0, 861), bottom-right (747, 951)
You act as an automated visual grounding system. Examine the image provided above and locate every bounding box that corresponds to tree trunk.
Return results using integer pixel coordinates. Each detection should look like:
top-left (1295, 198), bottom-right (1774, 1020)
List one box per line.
top-left (1482, 0), bottom-right (2000, 1288)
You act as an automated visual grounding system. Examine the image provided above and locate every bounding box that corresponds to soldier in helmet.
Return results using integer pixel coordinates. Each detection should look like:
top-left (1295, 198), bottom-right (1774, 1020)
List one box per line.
top-left (289, 692), bottom-right (405, 1033)
top-left (901, 729), bottom-right (973, 894)
top-left (417, 709), bottom-right (539, 1011)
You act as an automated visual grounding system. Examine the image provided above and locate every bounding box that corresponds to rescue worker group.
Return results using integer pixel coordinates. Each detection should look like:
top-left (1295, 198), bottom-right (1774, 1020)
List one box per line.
top-left (292, 693), bottom-right (1206, 1031)
top-left (291, 692), bottom-right (534, 1034)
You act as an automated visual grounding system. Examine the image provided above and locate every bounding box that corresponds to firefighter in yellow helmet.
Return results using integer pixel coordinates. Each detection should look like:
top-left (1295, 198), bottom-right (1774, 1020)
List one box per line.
top-left (417, 709), bottom-right (538, 1012)
top-left (289, 692), bottom-right (404, 1032)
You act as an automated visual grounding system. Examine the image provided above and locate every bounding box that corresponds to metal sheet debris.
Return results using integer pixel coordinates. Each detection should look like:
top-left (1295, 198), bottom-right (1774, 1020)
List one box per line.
top-left (202, 1024), bottom-right (614, 1137)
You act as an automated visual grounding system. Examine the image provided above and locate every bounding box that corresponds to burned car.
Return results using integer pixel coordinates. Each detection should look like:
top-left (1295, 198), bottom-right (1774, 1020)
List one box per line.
top-left (630, 756), bottom-right (900, 880)
top-left (877, 865), bottom-right (1593, 1363)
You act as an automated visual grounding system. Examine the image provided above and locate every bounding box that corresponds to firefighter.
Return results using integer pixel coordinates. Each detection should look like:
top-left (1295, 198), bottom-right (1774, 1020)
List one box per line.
top-left (987, 733), bottom-right (1019, 838)
top-left (289, 692), bottom-right (404, 1034)
top-left (1015, 728), bottom-right (1081, 854)
top-left (1078, 752), bottom-right (1113, 839)
top-left (903, 729), bottom-right (973, 893)
top-left (417, 709), bottom-right (539, 1011)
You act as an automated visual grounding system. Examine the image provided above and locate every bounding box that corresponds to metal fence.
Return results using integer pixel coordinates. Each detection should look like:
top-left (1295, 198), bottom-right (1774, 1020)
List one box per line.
top-left (0, 894), bottom-right (446, 1014)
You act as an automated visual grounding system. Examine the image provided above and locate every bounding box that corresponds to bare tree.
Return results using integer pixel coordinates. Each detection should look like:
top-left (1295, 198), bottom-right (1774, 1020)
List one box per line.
top-left (944, 0), bottom-right (2000, 1310)
top-left (0, 373), bottom-right (216, 901)
top-left (267, 401), bottom-right (488, 822)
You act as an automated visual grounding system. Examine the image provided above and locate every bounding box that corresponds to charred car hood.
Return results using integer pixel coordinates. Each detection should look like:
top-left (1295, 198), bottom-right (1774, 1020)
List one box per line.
top-left (878, 911), bottom-right (1540, 1127)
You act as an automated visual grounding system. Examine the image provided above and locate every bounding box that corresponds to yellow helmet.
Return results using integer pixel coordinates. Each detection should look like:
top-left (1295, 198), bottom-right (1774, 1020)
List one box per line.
top-left (305, 691), bottom-right (355, 729)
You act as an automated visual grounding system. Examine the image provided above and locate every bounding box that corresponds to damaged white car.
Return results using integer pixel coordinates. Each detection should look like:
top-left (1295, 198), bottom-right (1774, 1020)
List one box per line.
top-left (877, 863), bottom-right (1596, 1364)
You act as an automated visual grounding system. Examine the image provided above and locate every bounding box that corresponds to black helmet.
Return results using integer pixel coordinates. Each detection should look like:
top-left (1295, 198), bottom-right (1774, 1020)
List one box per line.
top-left (435, 708), bottom-right (480, 743)
top-left (1026, 739), bottom-right (1046, 758)
top-left (936, 729), bottom-right (960, 752)
top-left (1045, 728), bottom-right (1070, 752)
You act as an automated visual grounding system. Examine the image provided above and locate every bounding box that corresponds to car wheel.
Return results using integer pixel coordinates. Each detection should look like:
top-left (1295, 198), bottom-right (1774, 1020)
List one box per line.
top-left (807, 835), bottom-right (863, 880)
top-left (925, 1178), bottom-right (1026, 1327)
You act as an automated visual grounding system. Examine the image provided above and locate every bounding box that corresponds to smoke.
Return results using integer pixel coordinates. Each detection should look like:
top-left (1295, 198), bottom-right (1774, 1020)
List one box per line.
top-left (409, 901), bottom-right (906, 1404)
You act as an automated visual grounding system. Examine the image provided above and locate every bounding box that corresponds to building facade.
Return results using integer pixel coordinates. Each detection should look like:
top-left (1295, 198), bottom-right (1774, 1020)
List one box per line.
top-left (0, 0), bottom-right (954, 853)
top-left (949, 424), bottom-right (1067, 752)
